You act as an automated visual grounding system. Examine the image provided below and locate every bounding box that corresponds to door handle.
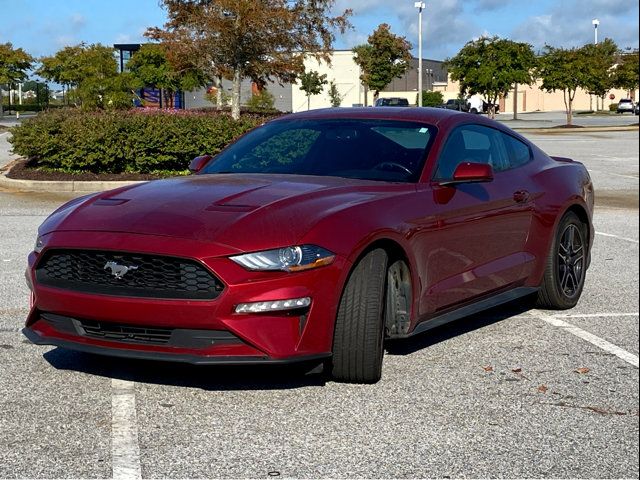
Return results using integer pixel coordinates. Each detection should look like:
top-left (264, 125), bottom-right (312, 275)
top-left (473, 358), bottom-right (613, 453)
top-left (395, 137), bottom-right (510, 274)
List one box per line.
top-left (513, 190), bottom-right (530, 203)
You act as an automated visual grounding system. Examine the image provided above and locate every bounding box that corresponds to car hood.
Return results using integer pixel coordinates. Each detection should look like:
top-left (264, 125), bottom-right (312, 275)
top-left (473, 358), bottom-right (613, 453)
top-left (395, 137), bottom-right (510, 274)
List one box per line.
top-left (41, 174), bottom-right (412, 251)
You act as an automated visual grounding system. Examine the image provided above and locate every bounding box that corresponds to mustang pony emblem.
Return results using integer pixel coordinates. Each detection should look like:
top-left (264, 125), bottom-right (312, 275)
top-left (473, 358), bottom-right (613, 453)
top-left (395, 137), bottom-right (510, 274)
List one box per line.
top-left (104, 261), bottom-right (138, 279)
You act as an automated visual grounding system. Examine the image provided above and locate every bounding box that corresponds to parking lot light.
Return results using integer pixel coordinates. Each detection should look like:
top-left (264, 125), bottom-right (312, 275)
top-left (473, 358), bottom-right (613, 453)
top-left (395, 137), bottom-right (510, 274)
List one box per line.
top-left (415, 2), bottom-right (426, 106)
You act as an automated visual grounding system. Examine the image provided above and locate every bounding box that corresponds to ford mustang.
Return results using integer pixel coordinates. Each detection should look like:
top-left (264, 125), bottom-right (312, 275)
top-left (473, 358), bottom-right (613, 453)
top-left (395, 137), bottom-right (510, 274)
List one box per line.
top-left (23, 108), bottom-right (594, 383)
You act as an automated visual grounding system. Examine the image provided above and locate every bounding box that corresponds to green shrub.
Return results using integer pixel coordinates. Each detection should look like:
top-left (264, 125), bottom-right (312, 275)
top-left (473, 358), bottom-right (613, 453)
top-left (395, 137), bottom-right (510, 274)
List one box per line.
top-left (246, 90), bottom-right (275, 111)
top-left (9, 108), bottom-right (274, 174)
top-left (417, 91), bottom-right (444, 107)
top-left (609, 103), bottom-right (618, 111)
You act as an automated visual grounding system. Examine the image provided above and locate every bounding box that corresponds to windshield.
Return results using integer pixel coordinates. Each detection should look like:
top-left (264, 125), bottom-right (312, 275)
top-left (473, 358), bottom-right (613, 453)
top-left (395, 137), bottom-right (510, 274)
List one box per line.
top-left (202, 119), bottom-right (436, 183)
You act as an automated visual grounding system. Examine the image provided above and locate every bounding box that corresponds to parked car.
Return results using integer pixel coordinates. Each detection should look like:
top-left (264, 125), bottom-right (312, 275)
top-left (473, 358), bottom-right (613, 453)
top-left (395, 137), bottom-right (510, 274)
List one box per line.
top-left (617, 98), bottom-right (635, 114)
top-left (374, 97), bottom-right (410, 107)
top-left (441, 98), bottom-right (470, 112)
top-left (635, 102), bottom-right (639, 115)
top-left (24, 108), bottom-right (594, 384)
top-left (467, 97), bottom-right (500, 115)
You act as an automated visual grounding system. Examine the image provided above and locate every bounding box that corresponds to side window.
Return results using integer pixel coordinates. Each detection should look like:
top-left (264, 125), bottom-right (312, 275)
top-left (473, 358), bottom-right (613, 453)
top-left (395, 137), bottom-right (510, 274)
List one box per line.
top-left (502, 133), bottom-right (532, 169)
top-left (434, 125), bottom-right (510, 180)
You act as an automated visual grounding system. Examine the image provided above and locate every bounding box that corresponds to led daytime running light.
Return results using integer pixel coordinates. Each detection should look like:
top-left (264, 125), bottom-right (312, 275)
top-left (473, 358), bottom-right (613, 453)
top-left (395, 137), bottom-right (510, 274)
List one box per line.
top-left (235, 297), bottom-right (311, 314)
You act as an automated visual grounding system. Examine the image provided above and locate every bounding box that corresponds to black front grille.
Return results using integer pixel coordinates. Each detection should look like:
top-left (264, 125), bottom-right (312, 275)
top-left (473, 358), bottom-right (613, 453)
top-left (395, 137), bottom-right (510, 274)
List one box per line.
top-left (41, 313), bottom-right (243, 348)
top-left (36, 249), bottom-right (224, 300)
top-left (79, 319), bottom-right (172, 344)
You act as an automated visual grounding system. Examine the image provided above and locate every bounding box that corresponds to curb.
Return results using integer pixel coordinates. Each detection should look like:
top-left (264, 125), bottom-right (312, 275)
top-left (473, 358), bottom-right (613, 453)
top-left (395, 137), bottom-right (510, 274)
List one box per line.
top-left (512, 125), bottom-right (639, 134)
top-left (0, 163), bottom-right (145, 193)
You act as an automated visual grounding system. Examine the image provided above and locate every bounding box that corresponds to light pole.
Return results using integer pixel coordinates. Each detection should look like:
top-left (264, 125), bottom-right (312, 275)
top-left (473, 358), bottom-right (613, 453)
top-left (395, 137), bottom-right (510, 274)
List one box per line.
top-left (592, 19), bottom-right (600, 110)
top-left (415, 1), bottom-right (426, 106)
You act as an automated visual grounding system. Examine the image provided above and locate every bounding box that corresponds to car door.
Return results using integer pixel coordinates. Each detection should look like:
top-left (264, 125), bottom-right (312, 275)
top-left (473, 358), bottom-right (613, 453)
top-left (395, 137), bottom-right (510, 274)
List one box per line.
top-left (427, 124), bottom-right (535, 311)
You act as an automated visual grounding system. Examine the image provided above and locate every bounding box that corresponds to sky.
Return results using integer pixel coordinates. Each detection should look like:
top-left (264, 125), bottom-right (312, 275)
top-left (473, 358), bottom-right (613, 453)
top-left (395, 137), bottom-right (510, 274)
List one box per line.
top-left (2, 0), bottom-right (639, 63)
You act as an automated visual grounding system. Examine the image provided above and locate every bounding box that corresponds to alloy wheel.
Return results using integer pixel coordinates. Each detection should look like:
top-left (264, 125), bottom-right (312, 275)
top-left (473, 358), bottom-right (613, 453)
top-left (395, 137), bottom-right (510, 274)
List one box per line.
top-left (557, 224), bottom-right (585, 299)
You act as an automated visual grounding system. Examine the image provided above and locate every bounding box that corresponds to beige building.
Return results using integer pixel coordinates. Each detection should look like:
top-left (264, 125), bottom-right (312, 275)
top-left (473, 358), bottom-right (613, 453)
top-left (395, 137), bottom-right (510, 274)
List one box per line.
top-left (290, 51), bottom-right (638, 114)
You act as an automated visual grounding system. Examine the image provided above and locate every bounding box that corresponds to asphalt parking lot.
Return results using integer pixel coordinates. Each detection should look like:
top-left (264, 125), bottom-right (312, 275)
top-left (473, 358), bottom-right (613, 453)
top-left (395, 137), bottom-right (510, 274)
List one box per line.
top-left (0, 129), bottom-right (638, 479)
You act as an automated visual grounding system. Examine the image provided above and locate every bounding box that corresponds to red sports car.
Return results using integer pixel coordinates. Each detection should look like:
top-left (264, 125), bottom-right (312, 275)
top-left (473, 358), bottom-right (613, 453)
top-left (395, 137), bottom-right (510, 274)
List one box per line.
top-left (23, 108), bottom-right (594, 383)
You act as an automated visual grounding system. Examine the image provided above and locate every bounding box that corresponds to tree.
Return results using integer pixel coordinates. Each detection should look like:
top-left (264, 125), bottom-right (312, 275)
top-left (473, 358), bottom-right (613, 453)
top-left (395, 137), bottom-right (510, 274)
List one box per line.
top-left (0, 43), bottom-right (34, 116)
top-left (22, 80), bottom-right (50, 105)
top-left (353, 24), bottom-right (412, 105)
top-left (148, 0), bottom-right (351, 120)
top-left (328, 81), bottom-right (344, 107)
top-left (446, 36), bottom-right (537, 119)
top-left (538, 45), bottom-right (593, 125)
top-left (126, 43), bottom-right (204, 108)
top-left (581, 39), bottom-right (618, 109)
top-left (247, 89), bottom-right (275, 111)
top-left (613, 52), bottom-right (639, 97)
top-left (38, 43), bottom-right (136, 109)
top-left (299, 70), bottom-right (327, 110)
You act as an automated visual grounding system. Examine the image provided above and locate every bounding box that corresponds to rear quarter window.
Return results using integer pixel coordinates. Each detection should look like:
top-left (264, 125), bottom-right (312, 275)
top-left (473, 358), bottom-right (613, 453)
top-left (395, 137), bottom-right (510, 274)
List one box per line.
top-left (502, 133), bottom-right (532, 169)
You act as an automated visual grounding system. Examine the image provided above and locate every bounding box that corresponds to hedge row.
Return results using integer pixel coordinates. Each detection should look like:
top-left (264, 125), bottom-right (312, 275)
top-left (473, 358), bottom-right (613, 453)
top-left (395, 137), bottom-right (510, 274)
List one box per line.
top-left (9, 109), bottom-right (278, 174)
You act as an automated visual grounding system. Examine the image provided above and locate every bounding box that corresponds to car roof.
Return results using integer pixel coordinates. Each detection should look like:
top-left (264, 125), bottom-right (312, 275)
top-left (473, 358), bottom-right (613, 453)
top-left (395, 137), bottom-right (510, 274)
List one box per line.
top-left (273, 107), bottom-right (464, 126)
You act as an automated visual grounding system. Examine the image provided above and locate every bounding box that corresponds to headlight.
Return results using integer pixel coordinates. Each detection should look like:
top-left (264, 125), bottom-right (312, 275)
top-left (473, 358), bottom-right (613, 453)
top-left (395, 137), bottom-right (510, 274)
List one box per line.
top-left (230, 245), bottom-right (335, 272)
top-left (34, 236), bottom-right (44, 254)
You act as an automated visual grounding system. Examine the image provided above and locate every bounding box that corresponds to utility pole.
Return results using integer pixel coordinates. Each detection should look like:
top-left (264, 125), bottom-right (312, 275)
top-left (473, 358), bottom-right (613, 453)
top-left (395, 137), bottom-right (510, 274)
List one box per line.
top-left (592, 19), bottom-right (600, 110)
top-left (415, 2), bottom-right (426, 107)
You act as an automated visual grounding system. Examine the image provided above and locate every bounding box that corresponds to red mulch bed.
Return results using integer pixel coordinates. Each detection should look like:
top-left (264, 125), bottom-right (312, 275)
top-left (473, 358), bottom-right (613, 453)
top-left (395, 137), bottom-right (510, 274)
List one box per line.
top-left (6, 159), bottom-right (169, 181)
top-left (552, 124), bottom-right (585, 129)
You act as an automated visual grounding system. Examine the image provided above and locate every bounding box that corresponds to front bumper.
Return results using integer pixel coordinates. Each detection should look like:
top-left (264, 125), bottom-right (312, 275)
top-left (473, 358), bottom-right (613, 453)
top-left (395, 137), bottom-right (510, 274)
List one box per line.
top-left (25, 231), bottom-right (349, 363)
top-left (22, 327), bottom-right (331, 365)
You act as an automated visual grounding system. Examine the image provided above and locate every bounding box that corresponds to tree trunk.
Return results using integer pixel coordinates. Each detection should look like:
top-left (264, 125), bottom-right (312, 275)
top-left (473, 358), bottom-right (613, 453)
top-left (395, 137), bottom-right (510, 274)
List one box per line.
top-left (567, 98), bottom-right (573, 125)
top-left (231, 68), bottom-right (242, 120)
top-left (489, 95), bottom-right (497, 120)
top-left (216, 77), bottom-right (223, 110)
top-left (307, 95), bottom-right (311, 111)
top-left (513, 83), bottom-right (518, 121)
top-left (562, 89), bottom-right (571, 125)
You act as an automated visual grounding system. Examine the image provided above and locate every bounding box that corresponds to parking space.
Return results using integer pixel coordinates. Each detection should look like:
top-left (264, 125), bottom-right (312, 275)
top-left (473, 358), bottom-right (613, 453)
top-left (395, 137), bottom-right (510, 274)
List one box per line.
top-left (0, 130), bottom-right (637, 479)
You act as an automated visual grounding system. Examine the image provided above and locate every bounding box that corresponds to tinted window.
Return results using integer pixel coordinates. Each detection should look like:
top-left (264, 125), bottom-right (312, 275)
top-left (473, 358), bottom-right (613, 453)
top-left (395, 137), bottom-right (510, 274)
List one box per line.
top-left (434, 124), bottom-right (510, 180)
top-left (502, 133), bottom-right (532, 168)
top-left (203, 119), bottom-right (436, 183)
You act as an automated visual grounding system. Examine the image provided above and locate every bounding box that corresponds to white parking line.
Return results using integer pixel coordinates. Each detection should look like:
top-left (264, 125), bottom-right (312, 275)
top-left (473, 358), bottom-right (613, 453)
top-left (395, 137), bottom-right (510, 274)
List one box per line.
top-left (531, 311), bottom-right (639, 368)
top-left (588, 169), bottom-right (639, 180)
top-left (555, 312), bottom-right (639, 319)
top-left (596, 231), bottom-right (639, 244)
top-left (111, 379), bottom-right (142, 480)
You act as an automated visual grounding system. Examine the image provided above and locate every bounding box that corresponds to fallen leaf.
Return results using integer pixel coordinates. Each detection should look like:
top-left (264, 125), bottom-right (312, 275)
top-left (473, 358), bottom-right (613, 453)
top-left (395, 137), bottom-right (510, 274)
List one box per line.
top-left (537, 384), bottom-right (549, 394)
top-left (575, 367), bottom-right (590, 374)
top-left (512, 367), bottom-right (522, 373)
top-left (482, 366), bottom-right (494, 372)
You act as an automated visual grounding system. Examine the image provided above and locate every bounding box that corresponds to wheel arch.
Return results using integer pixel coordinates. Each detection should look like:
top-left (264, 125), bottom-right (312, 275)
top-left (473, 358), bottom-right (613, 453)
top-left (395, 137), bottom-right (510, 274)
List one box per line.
top-left (344, 236), bottom-right (419, 330)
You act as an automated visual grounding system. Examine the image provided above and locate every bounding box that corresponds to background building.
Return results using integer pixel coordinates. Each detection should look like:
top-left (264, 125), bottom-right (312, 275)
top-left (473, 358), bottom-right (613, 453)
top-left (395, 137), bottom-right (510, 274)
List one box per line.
top-left (116, 44), bottom-right (638, 114)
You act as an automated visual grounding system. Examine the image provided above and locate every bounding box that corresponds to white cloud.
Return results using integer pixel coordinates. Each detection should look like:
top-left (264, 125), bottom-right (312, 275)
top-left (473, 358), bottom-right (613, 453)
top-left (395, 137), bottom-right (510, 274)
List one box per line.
top-left (70, 13), bottom-right (86, 30)
top-left (510, 0), bottom-right (639, 50)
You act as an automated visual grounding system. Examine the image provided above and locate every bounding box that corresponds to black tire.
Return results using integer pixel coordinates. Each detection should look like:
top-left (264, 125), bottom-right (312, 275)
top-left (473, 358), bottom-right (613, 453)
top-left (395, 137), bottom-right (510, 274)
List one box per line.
top-left (470, 107), bottom-right (478, 114)
top-left (330, 248), bottom-right (388, 384)
top-left (537, 212), bottom-right (587, 309)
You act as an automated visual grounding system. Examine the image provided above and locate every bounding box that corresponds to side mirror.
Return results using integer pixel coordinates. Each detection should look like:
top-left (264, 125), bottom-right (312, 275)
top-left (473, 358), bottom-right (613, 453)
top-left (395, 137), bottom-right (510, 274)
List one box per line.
top-left (441, 162), bottom-right (493, 186)
top-left (188, 155), bottom-right (212, 174)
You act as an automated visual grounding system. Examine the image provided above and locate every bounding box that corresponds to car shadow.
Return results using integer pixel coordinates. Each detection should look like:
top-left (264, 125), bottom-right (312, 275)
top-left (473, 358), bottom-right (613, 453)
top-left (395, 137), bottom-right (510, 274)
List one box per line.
top-left (385, 298), bottom-right (535, 356)
top-left (41, 298), bottom-right (535, 390)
